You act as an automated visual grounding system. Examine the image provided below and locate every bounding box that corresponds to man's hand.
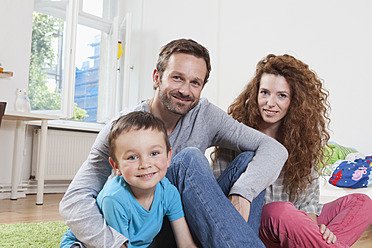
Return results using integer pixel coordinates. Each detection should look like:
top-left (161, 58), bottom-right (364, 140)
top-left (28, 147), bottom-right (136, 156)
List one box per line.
top-left (319, 224), bottom-right (337, 244)
top-left (228, 194), bottom-right (251, 222)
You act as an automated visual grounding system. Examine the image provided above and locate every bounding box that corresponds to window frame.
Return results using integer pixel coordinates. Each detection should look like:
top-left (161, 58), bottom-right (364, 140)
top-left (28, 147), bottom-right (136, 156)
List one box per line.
top-left (32, 0), bottom-right (121, 126)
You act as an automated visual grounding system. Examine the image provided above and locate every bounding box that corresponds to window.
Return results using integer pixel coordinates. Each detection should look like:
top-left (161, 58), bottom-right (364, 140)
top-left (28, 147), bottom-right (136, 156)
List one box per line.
top-left (74, 25), bottom-right (102, 122)
top-left (29, 12), bottom-right (64, 112)
top-left (82, 0), bottom-right (104, 18)
top-left (29, 0), bottom-right (119, 124)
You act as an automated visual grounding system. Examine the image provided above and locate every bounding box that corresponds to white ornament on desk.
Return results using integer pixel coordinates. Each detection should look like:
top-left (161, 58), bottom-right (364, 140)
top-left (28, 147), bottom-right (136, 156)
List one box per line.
top-left (15, 88), bottom-right (31, 112)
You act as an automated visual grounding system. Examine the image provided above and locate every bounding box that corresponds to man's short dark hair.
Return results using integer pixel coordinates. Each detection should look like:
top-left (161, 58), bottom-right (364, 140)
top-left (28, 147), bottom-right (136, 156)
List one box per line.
top-left (156, 38), bottom-right (211, 85)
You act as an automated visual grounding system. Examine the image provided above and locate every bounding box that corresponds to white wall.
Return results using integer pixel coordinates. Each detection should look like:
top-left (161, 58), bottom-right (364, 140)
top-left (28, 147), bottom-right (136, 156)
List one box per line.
top-left (0, 0), bottom-right (371, 192)
top-left (0, 0), bottom-right (34, 185)
top-left (217, 0), bottom-right (372, 154)
top-left (120, 0), bottom-right (220, 107)
top-left (123, 0), bottom-right (372, 154)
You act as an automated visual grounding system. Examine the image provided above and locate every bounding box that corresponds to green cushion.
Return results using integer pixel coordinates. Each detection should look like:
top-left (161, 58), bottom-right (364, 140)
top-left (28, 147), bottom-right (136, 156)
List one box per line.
top-left (322, 143), bottom-right (358, 166)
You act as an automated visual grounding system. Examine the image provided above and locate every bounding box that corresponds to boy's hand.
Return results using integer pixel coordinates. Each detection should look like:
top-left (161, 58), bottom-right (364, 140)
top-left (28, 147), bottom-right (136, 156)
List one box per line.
top-left (319, 224), bottom-right (337, 244)
top-left (228, 195), bottom-right (250, 222)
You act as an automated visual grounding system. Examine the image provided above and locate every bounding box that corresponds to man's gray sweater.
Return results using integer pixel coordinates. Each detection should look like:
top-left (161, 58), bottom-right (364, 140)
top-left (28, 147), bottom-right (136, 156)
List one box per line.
top-left (60, 97), bottom-right (288, 247)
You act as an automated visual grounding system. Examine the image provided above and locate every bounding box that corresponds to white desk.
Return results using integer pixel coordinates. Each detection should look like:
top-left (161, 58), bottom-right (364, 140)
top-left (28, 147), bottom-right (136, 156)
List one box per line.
top-left (3, 111), bottom-right (59, 205)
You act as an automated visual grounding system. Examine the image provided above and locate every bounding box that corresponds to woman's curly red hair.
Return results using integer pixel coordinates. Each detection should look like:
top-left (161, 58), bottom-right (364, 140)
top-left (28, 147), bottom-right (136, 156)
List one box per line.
top-left (215, 54), bottom-right (331, 201)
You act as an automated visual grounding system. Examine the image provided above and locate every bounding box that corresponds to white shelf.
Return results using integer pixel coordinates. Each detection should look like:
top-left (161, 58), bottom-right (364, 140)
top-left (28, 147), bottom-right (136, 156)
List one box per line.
top-left (0, 71), bottom-right (14, 78)
top-left (3, 111), bottom-right (59, 121)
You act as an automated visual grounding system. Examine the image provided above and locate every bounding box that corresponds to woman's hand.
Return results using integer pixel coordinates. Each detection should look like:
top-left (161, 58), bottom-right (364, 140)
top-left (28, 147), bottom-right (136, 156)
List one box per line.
top-left (307, 213), bottom-right (337, 244)
top-left (319, 224), bottom-right (337, 244)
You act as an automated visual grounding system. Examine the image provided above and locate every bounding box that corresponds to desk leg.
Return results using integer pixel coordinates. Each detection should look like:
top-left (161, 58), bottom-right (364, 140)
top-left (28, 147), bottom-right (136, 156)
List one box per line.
top-left (36, 120), bottom-right (48, 205)
top-left (10, 120), bottom-right (26, 200)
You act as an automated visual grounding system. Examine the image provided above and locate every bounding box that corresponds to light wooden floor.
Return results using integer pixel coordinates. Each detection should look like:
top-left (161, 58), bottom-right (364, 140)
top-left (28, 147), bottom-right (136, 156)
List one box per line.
top-left (0, 193), bottom-right (64, 224)
top-left (0, 194), bottom-right (371, 247)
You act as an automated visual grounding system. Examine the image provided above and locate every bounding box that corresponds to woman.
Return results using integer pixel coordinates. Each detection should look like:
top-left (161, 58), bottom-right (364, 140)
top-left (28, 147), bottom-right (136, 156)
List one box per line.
top-left (213, 54), bottom-right (372, 248)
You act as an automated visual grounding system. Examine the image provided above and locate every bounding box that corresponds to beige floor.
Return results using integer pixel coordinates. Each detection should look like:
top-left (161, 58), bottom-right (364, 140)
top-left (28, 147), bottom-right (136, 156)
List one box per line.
top-left (0, 193), bottom-right (64, 224)
top-left (0, 194), bottom-right (371, 247)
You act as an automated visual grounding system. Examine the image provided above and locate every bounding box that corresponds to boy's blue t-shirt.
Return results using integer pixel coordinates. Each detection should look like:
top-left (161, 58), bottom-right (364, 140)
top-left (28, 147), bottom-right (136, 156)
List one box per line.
top-left (61, 176), bottom-right (184, 248)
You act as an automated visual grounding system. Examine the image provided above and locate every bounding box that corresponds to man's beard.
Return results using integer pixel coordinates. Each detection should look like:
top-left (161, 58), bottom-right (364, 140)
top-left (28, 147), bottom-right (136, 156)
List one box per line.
top-left (158, 87), bottom-right (199, 116)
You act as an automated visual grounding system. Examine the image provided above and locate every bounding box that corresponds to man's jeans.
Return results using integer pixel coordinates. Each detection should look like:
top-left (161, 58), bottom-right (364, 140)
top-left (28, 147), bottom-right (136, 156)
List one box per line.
top-left (150, 147), bottom-right (266, 248)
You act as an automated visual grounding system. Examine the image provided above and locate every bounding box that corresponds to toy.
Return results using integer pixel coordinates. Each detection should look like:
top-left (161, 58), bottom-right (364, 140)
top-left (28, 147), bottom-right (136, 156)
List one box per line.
top-left (15, 88), bottom-right (31, 112)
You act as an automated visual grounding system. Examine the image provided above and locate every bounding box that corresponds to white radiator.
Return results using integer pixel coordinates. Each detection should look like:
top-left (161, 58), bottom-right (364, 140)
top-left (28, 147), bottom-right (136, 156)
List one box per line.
top-left (32, 129), bottom-right (98, 180)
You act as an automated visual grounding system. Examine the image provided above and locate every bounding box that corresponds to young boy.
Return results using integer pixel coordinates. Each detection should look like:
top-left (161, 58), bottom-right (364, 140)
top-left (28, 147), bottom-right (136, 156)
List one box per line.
top-left (60, 111), bottom-right (196, 248)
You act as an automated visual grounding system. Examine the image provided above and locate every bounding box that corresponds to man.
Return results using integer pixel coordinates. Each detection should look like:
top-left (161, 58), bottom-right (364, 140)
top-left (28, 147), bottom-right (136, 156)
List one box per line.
top-left (60, 38), bottom-right (288, 248)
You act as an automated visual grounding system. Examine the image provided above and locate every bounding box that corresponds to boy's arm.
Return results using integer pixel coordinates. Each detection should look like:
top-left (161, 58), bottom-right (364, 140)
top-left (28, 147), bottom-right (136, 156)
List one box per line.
top-left (100, 196), bottom-right (130, 239)
top-left (165, 180), bottom-right (197, 247)
top-left (59, 123), bottom-right (127, 247)
top-left (170, 217), bottom-right (198, 248)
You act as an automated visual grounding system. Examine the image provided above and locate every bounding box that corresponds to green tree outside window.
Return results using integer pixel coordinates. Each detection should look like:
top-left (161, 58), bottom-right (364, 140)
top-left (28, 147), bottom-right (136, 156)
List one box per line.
top-left (29, 12), bottom-right (88, 120)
